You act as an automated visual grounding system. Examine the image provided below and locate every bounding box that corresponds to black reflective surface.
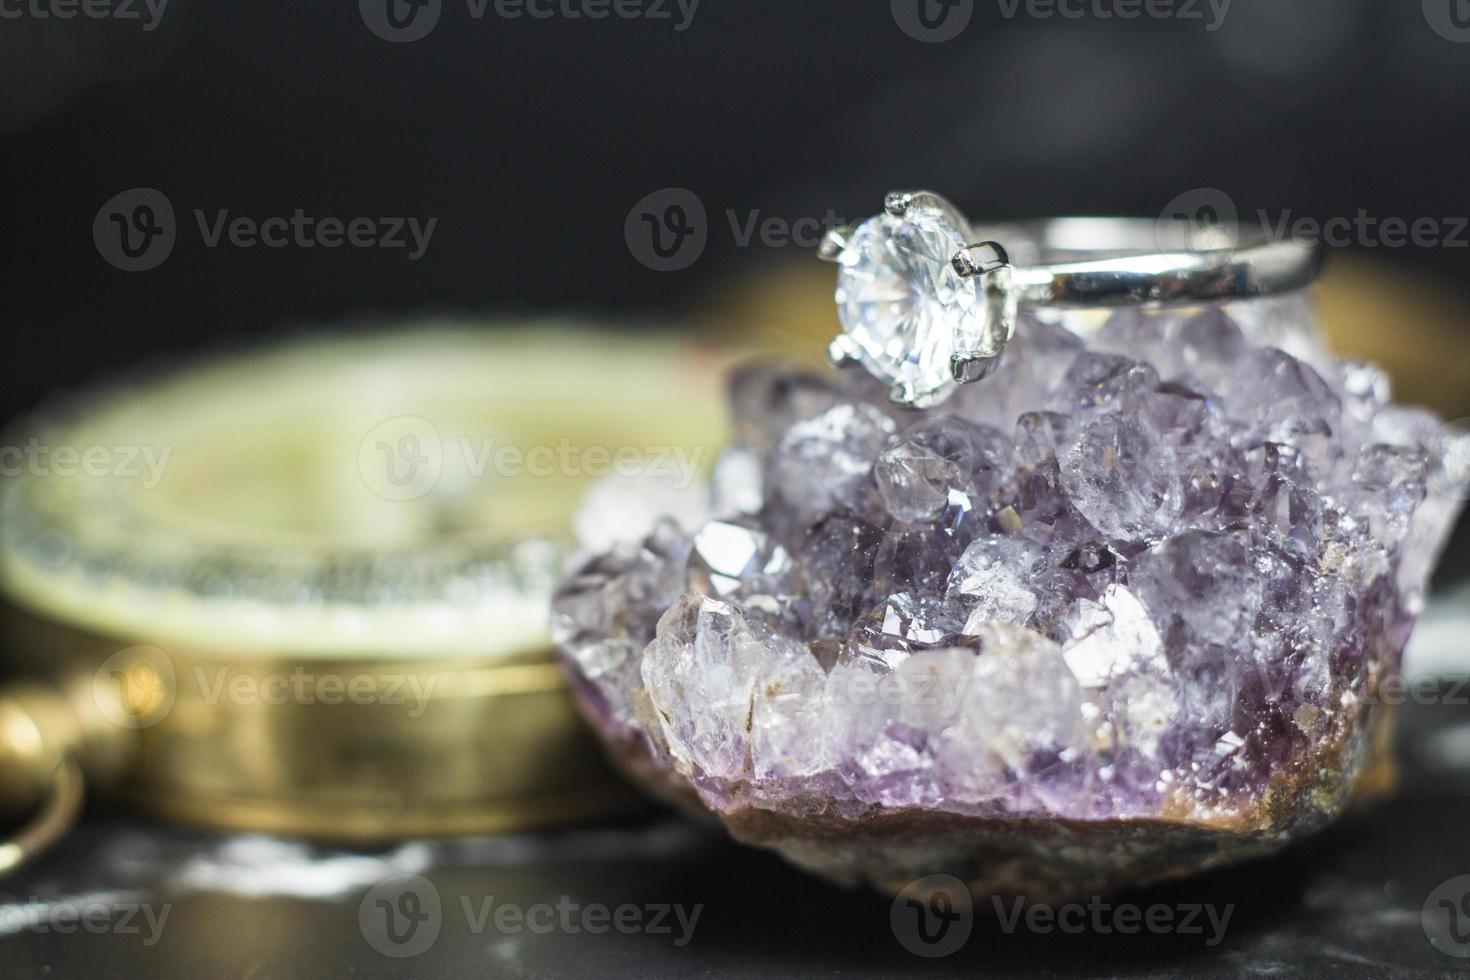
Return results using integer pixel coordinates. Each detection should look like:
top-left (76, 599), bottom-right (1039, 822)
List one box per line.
top-left (3, 691), bottom-right (1470, 979)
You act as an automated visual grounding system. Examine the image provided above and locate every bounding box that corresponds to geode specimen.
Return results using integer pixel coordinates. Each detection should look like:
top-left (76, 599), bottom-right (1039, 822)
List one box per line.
top-left (551, 296), bottom-right (1464, 899)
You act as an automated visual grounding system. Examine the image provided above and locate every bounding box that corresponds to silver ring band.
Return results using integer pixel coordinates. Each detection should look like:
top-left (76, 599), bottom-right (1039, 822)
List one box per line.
top-left (820, 191), bottom-right (1328, 408)
top-left (974, 218), bottom-right (1325, 307)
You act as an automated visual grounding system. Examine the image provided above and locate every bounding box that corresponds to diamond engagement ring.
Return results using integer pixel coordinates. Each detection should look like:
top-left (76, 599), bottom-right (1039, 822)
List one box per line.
top-left (819, 189), bottom-right (1326, 408)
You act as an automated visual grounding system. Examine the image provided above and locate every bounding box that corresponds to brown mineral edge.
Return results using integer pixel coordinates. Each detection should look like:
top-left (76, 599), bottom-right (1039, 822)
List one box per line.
top-left (585, 682), bottom-right (1397, 904)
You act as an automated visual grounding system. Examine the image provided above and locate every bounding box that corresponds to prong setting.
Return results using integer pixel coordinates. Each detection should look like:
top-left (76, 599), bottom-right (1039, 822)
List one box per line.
top-left (828, 190), bottom-right (1011, 406)
top-left (884, 190), bottom-right (972, 236)
top-left (951, 241), bottom-right (1011, 279)
top-left (950, 352), bottom-right (1000, 385)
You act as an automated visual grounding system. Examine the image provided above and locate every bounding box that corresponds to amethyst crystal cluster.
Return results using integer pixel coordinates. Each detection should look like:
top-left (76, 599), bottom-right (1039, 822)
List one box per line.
top-left (552, 296), bottom-right (1463, 898)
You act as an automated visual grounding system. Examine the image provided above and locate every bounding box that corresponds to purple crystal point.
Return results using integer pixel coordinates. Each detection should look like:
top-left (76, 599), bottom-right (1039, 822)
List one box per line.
top-left (875, 416), bottom-right (978, 523)
top-left (552, 294), bottom-right (1463, 899)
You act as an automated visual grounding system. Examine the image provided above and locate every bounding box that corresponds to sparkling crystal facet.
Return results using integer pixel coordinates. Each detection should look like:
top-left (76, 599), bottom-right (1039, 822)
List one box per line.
top-left (552, 294), bottom-right (1463, 900)
top-left (835, 211), bottom-right (985, 398)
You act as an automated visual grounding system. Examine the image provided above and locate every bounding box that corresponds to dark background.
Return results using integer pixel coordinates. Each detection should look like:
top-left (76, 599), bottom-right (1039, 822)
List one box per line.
top-left (2, 0), bottom-right (1468, 422)
top-left (4, 7), bottom-right (1470, 976)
